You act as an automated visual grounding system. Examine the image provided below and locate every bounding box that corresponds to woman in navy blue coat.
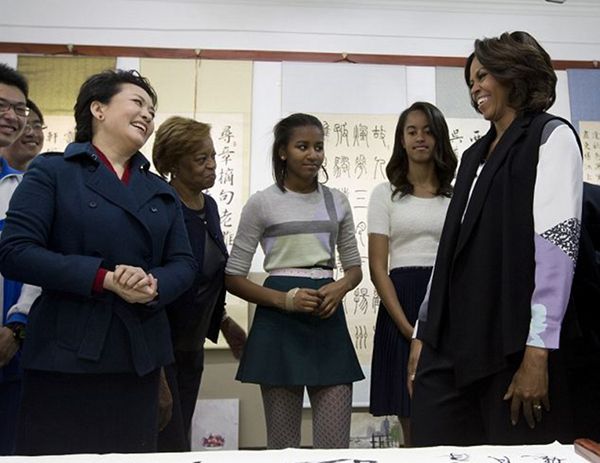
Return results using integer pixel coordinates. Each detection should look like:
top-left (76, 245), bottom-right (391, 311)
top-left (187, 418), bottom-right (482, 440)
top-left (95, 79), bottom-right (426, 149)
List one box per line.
top-left (0, 70), bottom-right (197, 455)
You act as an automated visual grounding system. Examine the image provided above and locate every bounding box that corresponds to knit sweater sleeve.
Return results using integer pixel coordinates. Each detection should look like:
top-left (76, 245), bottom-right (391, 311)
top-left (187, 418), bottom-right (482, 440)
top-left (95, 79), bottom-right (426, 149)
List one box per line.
top-left (528, 121), bottom-right (582, 349)
top-left (225, 191), bottom-right (265, 276)
top-left (336, 190), bottom-right (362, 270)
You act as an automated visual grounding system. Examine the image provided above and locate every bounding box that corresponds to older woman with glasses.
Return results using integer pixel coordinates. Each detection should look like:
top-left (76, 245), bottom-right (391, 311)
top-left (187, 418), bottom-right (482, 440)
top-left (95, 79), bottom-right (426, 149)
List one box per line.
top-left (0, 99), bottom-right (45, 171)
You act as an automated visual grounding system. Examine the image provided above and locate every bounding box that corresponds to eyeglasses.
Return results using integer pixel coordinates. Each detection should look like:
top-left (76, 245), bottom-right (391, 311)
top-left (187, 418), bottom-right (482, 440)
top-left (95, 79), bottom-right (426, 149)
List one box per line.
top-left (24, 122), bottom-right (47, 133)
top-left (0, 98), bottom-right (30, 118)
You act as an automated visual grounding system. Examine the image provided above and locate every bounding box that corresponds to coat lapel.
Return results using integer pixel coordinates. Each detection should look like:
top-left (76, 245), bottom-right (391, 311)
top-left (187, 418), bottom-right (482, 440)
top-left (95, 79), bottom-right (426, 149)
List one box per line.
top-left (68, 144), bottom-right (167, 237)
top-left (454, 115), bottom-right (531, 257)
top-left (204, 197), bottom-right (229, 257)
top-left (84, 164), bottom-right (139, 217)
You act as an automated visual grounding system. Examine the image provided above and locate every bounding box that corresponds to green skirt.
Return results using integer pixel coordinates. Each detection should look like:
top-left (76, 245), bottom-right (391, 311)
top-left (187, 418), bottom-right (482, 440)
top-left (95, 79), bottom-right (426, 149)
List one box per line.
top-left (236, 276), bottom-right (364, 386)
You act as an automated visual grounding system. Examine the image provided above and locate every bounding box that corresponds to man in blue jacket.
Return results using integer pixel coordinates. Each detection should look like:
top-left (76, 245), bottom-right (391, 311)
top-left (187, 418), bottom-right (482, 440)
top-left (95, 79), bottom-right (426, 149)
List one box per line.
top-left (0, 63), bottom-right (40, 455)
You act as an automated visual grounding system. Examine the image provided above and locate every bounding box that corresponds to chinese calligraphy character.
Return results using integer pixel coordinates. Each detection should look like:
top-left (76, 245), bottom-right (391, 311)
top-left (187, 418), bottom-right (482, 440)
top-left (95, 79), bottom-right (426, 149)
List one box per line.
top-left (219, 125), bottom-right (235, 144)
top-left (353, 124), bottom-right (370, 147)
top-left (220, 209), bottom-right (233, 228)
top-left (219, 190), bottom-right (235, 205)
top-left (355, 154), bottom-right (367, 178)
top-left (218, 167), bottom-right (234, 186)
top-left (372, 125), bottom-right (388, 147)
top-left (333, 122), bottom-right (350, 147)
top-left (373, 157), bottom-right (386, 180)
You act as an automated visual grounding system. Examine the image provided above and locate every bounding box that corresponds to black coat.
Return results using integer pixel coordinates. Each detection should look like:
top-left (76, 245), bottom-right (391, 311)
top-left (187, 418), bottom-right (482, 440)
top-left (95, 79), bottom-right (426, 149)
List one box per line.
top-left (418, 113), bottom-right (580, 387)
top-left (167, 193), bottom-right (229, 349)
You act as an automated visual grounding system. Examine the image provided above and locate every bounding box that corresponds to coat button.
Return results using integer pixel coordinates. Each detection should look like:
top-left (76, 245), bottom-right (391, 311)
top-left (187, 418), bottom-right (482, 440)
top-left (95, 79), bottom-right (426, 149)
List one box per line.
top-left (89, 201), bottom-right (97, 208)
top-left (150, 206), bottom-right (158, 213)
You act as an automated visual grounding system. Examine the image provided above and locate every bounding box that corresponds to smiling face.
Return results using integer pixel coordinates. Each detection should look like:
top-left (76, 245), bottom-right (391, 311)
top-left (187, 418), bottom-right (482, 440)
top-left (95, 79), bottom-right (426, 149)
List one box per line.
top-left (401, 109), bottom-right (436, 166)
top-left (1, 110), bottom-right (44, 170)
top-left (91, 83), bottom-right (155, 153)
top-left (173, 137), bottom-right (217, 193)
top-left (280, 124), bottom-right (324, 191)
top-left (469, 56), bottom-right (516, 131)
top-left (0, 83), bottom-right (27, 148)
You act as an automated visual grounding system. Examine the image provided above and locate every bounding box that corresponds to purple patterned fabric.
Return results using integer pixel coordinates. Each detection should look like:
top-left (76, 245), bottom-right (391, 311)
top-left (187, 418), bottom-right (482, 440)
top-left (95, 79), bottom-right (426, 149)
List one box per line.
top-left (529, 232), bottom-right (576, 348)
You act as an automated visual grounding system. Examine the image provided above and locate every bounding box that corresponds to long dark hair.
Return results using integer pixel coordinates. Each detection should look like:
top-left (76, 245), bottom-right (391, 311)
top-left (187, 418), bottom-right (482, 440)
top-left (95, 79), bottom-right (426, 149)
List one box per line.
top-left (272, 113), bottom-right (328, 192)
top-left (386, 101), bottom-right (457, 199)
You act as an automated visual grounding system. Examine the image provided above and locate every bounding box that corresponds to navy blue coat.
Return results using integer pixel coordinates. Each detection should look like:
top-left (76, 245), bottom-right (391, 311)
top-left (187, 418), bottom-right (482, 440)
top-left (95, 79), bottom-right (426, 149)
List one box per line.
top-left (0, 142), bottom-right (197, 376)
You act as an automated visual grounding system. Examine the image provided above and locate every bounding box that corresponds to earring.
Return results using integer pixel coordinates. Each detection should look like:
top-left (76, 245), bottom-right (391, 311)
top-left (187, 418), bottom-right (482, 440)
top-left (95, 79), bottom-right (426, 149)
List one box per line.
top-left (98, 115), bottom-right (104, 120)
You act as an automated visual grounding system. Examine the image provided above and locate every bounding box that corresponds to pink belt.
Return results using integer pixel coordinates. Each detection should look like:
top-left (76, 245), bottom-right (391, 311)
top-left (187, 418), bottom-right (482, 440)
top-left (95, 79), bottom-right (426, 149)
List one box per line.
top-left (269, 267), bottom-right (334, 279)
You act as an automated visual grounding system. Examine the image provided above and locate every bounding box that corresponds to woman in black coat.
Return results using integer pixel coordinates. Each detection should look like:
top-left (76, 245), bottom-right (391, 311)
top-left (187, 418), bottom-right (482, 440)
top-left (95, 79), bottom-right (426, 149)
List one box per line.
top-left (408, 31), bottom-right (583, 445)
top-left (152, 116), bottom-right (246, 451)
top-left (0, 70), bottom-right (197, 455)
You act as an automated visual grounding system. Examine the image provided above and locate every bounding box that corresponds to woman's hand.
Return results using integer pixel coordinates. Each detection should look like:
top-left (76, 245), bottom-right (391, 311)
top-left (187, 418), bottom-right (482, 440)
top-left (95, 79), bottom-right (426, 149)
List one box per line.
top-left (0, 327), bottom-right (19, 367)
top-left (288, 288), bottom-right (322, 314)
top-left (221, 316), bottom-right (247, 360)
top-left (407, 338), bottom-right (423, 398)
top-left (315, 279), bottom-right (350, 318)
top-left (113, 265), bottom-right (152, 290)
top-left (104, 270), bottom-right (158, 304)
top-left (158, 367), bottom-right (173, 431)
top-left (503, 346), bottom-right (550, 428)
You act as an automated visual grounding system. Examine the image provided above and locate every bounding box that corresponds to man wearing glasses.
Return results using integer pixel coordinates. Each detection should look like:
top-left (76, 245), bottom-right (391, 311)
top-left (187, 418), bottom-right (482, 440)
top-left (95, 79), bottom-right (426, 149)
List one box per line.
top-left (0, 99), bottom-right (45, 171)
top-left (0, 63), bottom-right (41, 455)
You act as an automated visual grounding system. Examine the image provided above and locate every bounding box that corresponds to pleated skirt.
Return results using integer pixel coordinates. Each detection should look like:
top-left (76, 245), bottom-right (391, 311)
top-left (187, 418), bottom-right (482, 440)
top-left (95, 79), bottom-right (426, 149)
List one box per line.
top-left (369, 266), bottom-right (432, 417)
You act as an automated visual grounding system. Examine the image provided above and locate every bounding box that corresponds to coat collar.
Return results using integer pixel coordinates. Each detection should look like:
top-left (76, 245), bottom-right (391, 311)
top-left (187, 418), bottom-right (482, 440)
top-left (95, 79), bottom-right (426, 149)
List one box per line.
top-left (453, 114), bottom-right (536, 257)
top-left (63, 142), bottom-right (151, 172)
top-left (64, 142), bottom-right (173, 238)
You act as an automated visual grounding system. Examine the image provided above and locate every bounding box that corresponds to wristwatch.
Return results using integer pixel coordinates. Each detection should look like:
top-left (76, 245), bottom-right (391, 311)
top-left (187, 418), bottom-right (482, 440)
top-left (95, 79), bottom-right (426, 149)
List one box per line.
top-left (5, 323), bottom-right (26, 346)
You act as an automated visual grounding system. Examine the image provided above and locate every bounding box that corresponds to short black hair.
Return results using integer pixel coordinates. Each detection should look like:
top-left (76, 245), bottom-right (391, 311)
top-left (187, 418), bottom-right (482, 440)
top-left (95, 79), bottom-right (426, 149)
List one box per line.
top-left (74, 69), bottom-right (157, 143)
top-left (0, 63), bottom-right (28, 98)
top-left (26, 99), bottom-right (44, 124)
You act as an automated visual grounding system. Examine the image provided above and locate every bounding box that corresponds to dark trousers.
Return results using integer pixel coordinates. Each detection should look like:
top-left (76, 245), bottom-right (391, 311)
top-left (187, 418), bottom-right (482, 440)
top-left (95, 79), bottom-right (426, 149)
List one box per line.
top-left (0, 380), bottom-right (21, 455)
top-left (411, 343), bottom-right (573, 446)
top-left (563, 338), bottom-right (600, 440)
top-left (158, 349), bottom-right (205, 452)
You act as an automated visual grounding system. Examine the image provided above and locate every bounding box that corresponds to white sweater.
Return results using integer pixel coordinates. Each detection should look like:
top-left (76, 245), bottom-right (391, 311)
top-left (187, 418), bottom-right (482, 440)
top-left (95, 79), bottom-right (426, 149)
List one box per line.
top-left (367, 181), bottom-right (450, 269)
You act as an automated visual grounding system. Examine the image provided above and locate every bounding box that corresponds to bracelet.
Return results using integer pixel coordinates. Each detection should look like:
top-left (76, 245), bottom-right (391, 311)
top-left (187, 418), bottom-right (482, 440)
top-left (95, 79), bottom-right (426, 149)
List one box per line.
top-left (285, 287), bottom-right (300, 312)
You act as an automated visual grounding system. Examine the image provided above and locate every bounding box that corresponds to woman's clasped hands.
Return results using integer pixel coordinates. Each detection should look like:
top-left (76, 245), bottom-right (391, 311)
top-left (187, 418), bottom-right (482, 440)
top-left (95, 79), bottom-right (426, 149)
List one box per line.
top-left (284, 280), bottom-right (349, 319)
top-left (104, 264), bottom-right (158, 304)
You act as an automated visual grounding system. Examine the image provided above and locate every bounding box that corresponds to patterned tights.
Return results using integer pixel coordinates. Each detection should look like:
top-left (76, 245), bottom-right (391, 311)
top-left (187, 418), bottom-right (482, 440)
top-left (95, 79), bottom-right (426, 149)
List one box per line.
top-left (260, 384), bottom-right (352, 449)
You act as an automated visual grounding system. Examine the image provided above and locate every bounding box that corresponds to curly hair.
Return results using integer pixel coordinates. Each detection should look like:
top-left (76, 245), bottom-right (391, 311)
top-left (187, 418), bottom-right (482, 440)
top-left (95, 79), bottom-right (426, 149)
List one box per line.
top-left (152, 116), bottom-right (212, 179)
top-left (272, 113), bottom-right (328, 192)
top-left (74, 69), bottom-right (157, 143)
top-left (464, 31), bottom-right (556, 115)
top-left (386, 102), bottom-right (457, 199)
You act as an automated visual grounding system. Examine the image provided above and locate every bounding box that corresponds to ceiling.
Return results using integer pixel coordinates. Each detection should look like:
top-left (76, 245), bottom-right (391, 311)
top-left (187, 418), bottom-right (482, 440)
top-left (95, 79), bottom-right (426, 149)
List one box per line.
top-left (130, 0), bottom-right (600, 15)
